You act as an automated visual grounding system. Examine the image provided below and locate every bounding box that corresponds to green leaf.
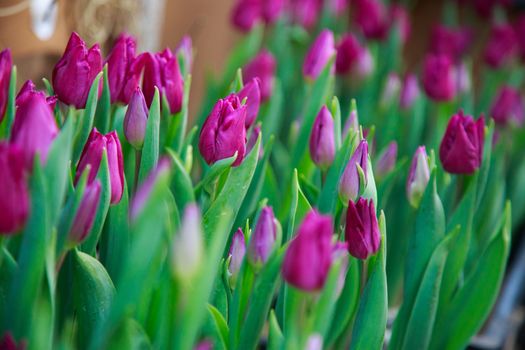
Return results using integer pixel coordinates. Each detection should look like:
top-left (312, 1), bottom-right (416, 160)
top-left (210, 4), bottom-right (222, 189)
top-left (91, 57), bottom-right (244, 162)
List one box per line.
top-left (167, 148), bottom-right (195, 212)
top-left (268, 310), bottom-right (284, 350)
top-left (167, 75), bottom-right (192, 153)
top-left (261, 80), bottom-right (283, 146)
top-left (285, 169), bottom-right (312, 242)
top-left (73, 250), bottom-right (115, 347)
top-left (2, 65), bottom-right (16, 138)
top-left (138, 88), bottom-right (161, 183)
top-left (208, 304), bottom-right (229, 350)
top-left (331, 96), bottom-right (342, 149)
top-left (94, 65), bottom-right (111, 133)
top-left (349, 212), bottom-right (388, 350)
top-left (195, 154), bottom-right (237, 196)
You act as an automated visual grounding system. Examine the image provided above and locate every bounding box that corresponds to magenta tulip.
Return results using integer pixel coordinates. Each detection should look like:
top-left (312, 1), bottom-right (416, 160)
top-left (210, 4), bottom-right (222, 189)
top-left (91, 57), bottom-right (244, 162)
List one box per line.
top-left (228, 228), bottom-right (246, 282)
top-left (375, 141), bottom-right (397, 178)
top-left (430, 25), bottom-right (472, 61)
top-left (352, 0), bottom-right (389, 40)
top-left (345, 197), bottom-right (380, 259)
top-left (288, 0), bottom-right (322, 29)
top-left (399, 73), bottom-right (420, 109)
top-left (339, 140), bottom-right (369, 203)
top-left (335, 33), bottom-right (365, 75)
top-left (68, 180), bottom-right (101, 244)
top-left (243, 50), bottom-right (276, 102)
top-left (406, 146), bottom-right (430, 208)
top-left (248, 206), bottom-right (277, 266)
top-left (490, 86), bottom-right (524, 126)
top-left (422, 53), bottom-right (456, 102)
top-left (0, 49), bottom-right (12, 121)
top-left (105, 33), bottom-right (137, 104)
top-left (309, 106), bottom-right (335, 169)
top-left (484, 23), bottom-right (517, 69)
top-left (124, 87), bottom-right (148, 149)
top-left (303, 29), bottom-right (336, 80)
top-left (237, 78), bottom-right (261, 128)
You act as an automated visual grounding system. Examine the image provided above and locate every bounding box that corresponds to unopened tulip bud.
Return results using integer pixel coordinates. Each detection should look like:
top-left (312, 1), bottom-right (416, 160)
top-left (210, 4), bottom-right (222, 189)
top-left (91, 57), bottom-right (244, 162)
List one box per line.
top-left (237, 78), bottom-right (261, 128)
top-left (262, 0), bottom-right (284, 24)
top-left (352, 0), bottom-right (389, 40)
top-left (306, 334), bottom-right (323, 350)
top-left (490, 86), bottom-right (524, 126)
top-left (484, 23), bottom-right (517, 69)
top-left (52, 32), bottom-right (102, 109)
top-left (345, 198), bottom-right (380, 259)
top-left (105, 33), bottom-right (137, 104)
top-left (68, 180), bottom-right (101, 244)
top-left (176, 35), bottom-right (193, 75)
top-left (339, 140), bottom-right (368, 203)
top-left (430, 25), bottom-right (473, 61)
top-left (422, 53), bottom-right (456, 102)
top-left (228, 228), bottom-right (246, 284)
top-left (0, 49), bottom-right (12, 121)
top-left (399, 73), bottom-right (420, 110)
top-left (243, 50), bottom-right (276, 102)
top-left (381, 73), bottom-right (401, 106)
top-left (309, 106), bottom-right (335, 170)
top-left (282, 210), bottom-right (334, 291)
top-left (248, 206), bottom-right (278, 266)
top-left (375, 141), bottom-right (397, 178)
top-left (303, 30), bottom-right (336, 80)
top-left (172, 204), bottom-right (204, 280)
top-left (0, 332), bottom-right (26, 350)
top-left (439, 111), bottom-right (484, 174)
top-left (289, 0), bottom-right (322, 29)
top-left (0, 143), bottom-right (29, 235)
top-left (124, 87), bottom-right (148, 149)
top-left (342, 102), bottom-right (359, 139)
top-left (231, 0), bottom-right (261, 32)
top-left (406, 146), bottom-right (430, 208)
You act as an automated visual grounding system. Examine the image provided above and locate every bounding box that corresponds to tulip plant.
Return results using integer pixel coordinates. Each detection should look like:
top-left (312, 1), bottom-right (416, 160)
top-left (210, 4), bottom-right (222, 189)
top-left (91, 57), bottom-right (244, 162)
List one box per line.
top-left (0, 0), bottom-right (523, 349)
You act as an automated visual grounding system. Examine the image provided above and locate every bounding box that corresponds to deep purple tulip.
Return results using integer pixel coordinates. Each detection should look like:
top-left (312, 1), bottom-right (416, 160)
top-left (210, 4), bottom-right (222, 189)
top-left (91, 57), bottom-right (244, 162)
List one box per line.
top-left (345, 197), bottom-right (380, 260)
top-left (406, 146), bottom-right (430, 208)
top-left (472, 0), bottom-right (509, 18)
top-left (375, 141), bottom-right (397, 178)
top-left (430, 25), bottom-right (472, 61)
top-left (309, 106), bottom-right (335, 169)
top-left (399, 73), bottom-right (420, 109)
top-left (262, 0), bottom-right (284, 24)
top-left (0, 49), bottom-right (12, 121)
top-left (124, 87), bottom-right (148, 149)
top-left (288, 0), bottom-right (322, 29)
top-left (231, 0), bottom-right (261, 32)
top-left (282, 210), bottom-right (334, 291)
top-left (339, 140), bottom-right (368, 203)
top-left (0, 143), bottom-right (29, 235)
top-left (422, 53), bottom-right (457, 102)
top-left (335, 33), bottom-right (364, 75)
top-left (176, 35), bottom-right (193, 74)
top-left (352, 0), bottom-right (389, 40)
top-left (75, 128), bottom-right (124, 204)
top-left (246, 124), bottom-right (263, 157)
top-left (68, 180), bottom-right (101, 244)
top-left (303, 29), bottom-right (336, 80)
top-left (16, 80), bottom-right (57, 110)
top-left (199, 94), bottom-right (247, 167)
top-left (248, 206), bottom-right (277, 266)
top-left (237, 78), bottom-right (261, 128)
top-left (243, 50), bottom-right (276, 102)
top-left (484, 23), bottom-right (517, 69)
top-left (514, 15), bottom-right (525, 60)
top-left (228, 228), bottom-right (246, 283)
top-left (439, 111), bottom-right (485, 174)
top-left (490, 86), bottom-right (524, 126)
top-left (105, 33), bottom-right (137, 104)
top-left (11, 83), bottom-right (59, 169)
top-left (52, 32), bottom-right (103, 109)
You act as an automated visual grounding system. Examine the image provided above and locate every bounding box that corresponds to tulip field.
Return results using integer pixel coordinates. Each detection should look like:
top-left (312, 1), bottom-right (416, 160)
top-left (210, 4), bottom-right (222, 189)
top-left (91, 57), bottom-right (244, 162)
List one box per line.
top-left (1, 0), bottom-right (525, 349)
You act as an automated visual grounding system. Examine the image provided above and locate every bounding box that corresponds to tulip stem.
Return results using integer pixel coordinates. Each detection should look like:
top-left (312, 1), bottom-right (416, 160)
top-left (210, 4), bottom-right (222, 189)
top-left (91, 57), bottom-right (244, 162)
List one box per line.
top-left (360, 259), bottom-right (369, 294)
top-left (134, 150), bottom-right (142, 191)
top-left (56, 250), bottom-right (68, 274)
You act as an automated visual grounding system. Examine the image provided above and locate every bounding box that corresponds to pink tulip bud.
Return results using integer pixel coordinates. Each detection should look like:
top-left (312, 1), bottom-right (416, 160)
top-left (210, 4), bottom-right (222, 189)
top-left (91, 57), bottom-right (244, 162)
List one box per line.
top-left (407, 146), bottom-right (430, 208)
top-left (514, 15), bottom-right (525, 60)
top-left (342, 105), bottom-right (359, 139)
top-left (0, 49), bottom-right (12, 121)
top-left (439, 111), bottom-right (485, 174)
top-left (375, 141), bottom-right (397, 178)
top-left (429, 25), bottom-right (473, 61)
top-left (309, 106), bottom-right (335, 170)
top-left (352, 0), bottom-right (389, 41)
top-left (248, 206), bottom-right (277, 266)
top-left (288, 0), bottom-right (322, 29)
top-left (231, 0), bottom-right (261, 32)
top-left (422, 53), bottom-right (457, 102)
top-left (339, 140), bottom-right (368, 203)
top-left (52, 32), bottom-right (103, 109)
top-left (237, 78), bottom-right (261, 128)
top-left (490, 86), bottom-right (524, 126)
top-left (335, 33), bottom-right (365, 76)
top-left (484, 23), bottom-right (517, 69)
top-left (68, 180), bottom-right (101, 244)
top-left (303, 29), bottom-right (336, 80)
top-left (228, 228), bottom-right (246, 283)
top-left (262, 0), bottom-right (284, 24)
top-left (345, 197), bottom-right (380, 260)
top-left (390, 4), bottom-right (411, 44)
top-left (243, 50), bottom-right (276, 102)
top-left (105, 33), bottom-right (137, 104)
top-left (399, 73), bottom-right (420, 109)
top-left (124, 87), bottom-right (148, 149)
top-left (176, 35), bottom-right (193, 74)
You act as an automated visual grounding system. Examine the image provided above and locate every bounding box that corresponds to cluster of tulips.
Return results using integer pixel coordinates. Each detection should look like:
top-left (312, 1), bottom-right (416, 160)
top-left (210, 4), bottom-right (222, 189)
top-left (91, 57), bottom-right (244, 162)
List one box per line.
top-left (0, 0), bottom-right (524, 349)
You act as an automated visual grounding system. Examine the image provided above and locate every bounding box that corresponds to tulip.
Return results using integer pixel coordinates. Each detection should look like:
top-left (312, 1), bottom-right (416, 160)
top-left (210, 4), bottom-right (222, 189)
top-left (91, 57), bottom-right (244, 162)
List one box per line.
top-left (329, 0), bottom-right (349, 14)
top-left (339, 140), bottom-right (368, 203)
top-left (194, 340), bottom-right (213, 350)
top-left (406, 146), bottom-right (430, 208)
top-left (0, 332), bottom-right (26, 350)
top-left (231, 0), bottom-right (261, 32)
top-left (399, 73), bottom-right (419, 109)
top-left (352, 0), bottom-right (389, 40)
top-left (0, 143), bottom-right (29, 235)
top-left (16, 80), bottom-right (57, 109)
top-left (176, 35), bottom-right (193, 75)
top-left (309, 106), bottom-right (335, 169)
top-left (381, 73), bottom-right (401, 106)
top-left (342, 103), bottom-right (359, 139)
top-left (52, 32), bottom-right (103, 109)
top-left (345, 197), bottom-right (380, 259)
top-left (439, 111), bottom-right (485, 174)
top-left (422, 53), bottom-right (456, 102)
top-left (68, 180), bottom-right (101, 244)
top-left (172, 204), bottom-right (204, 280)
top-left (306, 334), bottom-right (324, 350)
top-left (237, 78), bottom-right (261, 128)
top-left (335, 33), bottom-right (364, 75)
top-left (228, 228), bottom-right (246, 284)
top-left (124, 87), bottom-right (148, 149)
top-left (243, 50), bottom-right (276, 102)
top-left (375, 141), bottom-right (397, 178)
top-left (484, 23), bottom-right (517, 69)
top-left (11, 83), bottom-right (59, 169)
top-left (390, 4), bottom-right (411, 44)
top-left (514, 15), bottom-right (525, 60)
top-left (75, 128), bottom-right (124, 204)
top-left (455, 63), bottom-right (471, 95)
top-left (490, 86), bottom-right (524, 126)
top-left (248, 206), bottom-right (277, 266)
top-left (429, 25), bottom-right (472, 61)
top-left (0, 49), bottom-right (12, 121)
top-left (105, 33), bottom-right (137, 104)
top-left (246, 125), bottom-right (263, 157)
top-left (198, 94), bottom-right (247, 166)
top-left (262, 0), bottom-right (284, 24)
top-left (303, 29), bottom-right (336, 80)
top-left (282, 210), bottom-right (334, 291)
top-left (288, 0), bottom-right (322, 29)
top-left (130, 157), bottom-right (171, 220)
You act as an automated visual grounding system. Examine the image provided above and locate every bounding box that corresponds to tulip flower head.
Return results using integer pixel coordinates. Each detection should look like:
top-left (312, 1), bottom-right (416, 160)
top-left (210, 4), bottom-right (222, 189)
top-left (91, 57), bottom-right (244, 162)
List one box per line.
top-left (335, 33), bottom-right (369, 76)
top-left (105, 33), bottom-right (137, 104)
top-left (309, 106), bottom-right (335, 170)
top-left (0, 49), bottom-right (12, 121)
top-left (248, 206), bottom-right (278, 266)
top-left (303, 29), bottom-right (336, 80)
top-left (422, 53), bottom-right (457, 102)
top-left (288, 0), bottom-right (322, 29)
top-left (124, 87), bottom-right (149, 150)
top-left (176, 35), bottom-right (193, 75)
top-left (490, 86), bottom-right (524, 126)
top-left (406, 146), bottom-right (430, 208)
top-left (345, 197), bottom-right (380, 260)
top-left (237, 78), bottom-right (261, 128)
top-left (430, 25), bottom-right (473, 61)
top-left (375, 141), bottom-right (398, 178)
top-left (399, 73), bottom-right (420, 109)
top-left (352, 0), bottom-right (389, 40)
top-left (172, 204), bottom-right (204, 280)
top-left (52, 32), bottom-right (103, 109)
top-left (439, 111), bottom-right (485, 174)
top-left (243, 50), bottom-right (276, 102)
top-left (228, 228), bottom-right (246, 284)
top-left (339, 140), bottom-right (369, 203)
top-left (484, 23), bottom-right (517, 69)
top-left (68, 180), bottom-right (101, 244)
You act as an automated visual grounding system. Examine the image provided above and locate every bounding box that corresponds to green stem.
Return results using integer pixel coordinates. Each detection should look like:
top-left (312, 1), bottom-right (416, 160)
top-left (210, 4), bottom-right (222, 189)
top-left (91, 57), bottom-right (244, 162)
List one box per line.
top-left (134, 149), bottom-right (142, 191)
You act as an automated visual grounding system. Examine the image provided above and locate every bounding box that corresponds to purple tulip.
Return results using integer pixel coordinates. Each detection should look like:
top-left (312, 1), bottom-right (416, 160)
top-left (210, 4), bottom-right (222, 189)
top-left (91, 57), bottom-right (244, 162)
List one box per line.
top-left (309, 106), bottom-right (335, 169)
top-left (282, 210), bottom-right (334, 291)
top-left (262, 0), bottom-right (284, 24)
top-left (172, 204), bottom-right (204, 279)
top-left (198, 94), bottom-right (247, 166)
top-left (329, 0), bottom-right (349, 14)
top-left (16, 80), bottom-right (57, 110)
top-left (345, 197), bottom-right (380, 260)
top-left (194, 340), bottom-right (214, 350)
top-left (342, 106), bottom-right (359, 139)
top-left (430, 25), bottom-right (473, 61)
top-left (176, 35), bottom-right (193, 74)
top-left (237, 78), bottom-right (261, 128)
top-left (288, 0), bottom-right (322, 29)
top-left (303, 30), bottom-right (336, 80)
top-left (11, 82), bottom-right (59, 169)
top-left (390, 4), bottom-right (411, 44)
top-left (130, 157), bottom-right (171, 220)
top-left (68, 180), bottom-right (101, 244)
top-left (0, 143), bottom-right (29, 235)
top-left (399, 73), bottom-right (420, 109)
top-left (243, 50), bottom-right (276, 102)
top-left (406, 146), bottom-right (430, 208)
top-left (375, 141), bottom-right (397, 178)
top-left (248, 206), bottom-right (277, 266)
top-left (352, 0), bottom-right (389, 41)
top-left (514, 15), bottom-right (525, 60)
top-left (484, 23), bottom-right (517, 69)
top-left (246, 125), bottom-right (263, 157)
top-left (105, 33), bottom-right (137, 104)
top-left (439, 111), bottom-right (485, 174)
top-left (0, 49), bottom-right (12, 121)
top-left (0, 332), bottom-right (26, 350)
top-left (490, 86), bottom-right (524, 126)
top-left (381, 73), bottom-right (401, 106)
top-left (52, 32), bottom-right (103, 109)
top-left (75, 128), bottom-right (124, 204)
top-left (335, 33), bottom-right (365, 75)
top-left (228, 228), bottom-right (246, 283)
top-left (472, 0), bottom-right (509, 18)
top-left (339, 140), bottom-right (368, 203)
top-left (124, 87), bottom-right (148, 149)
top-left (422, 53), bottom-right (457, 102)
top-left (231, 0), bottom-right (261, 32)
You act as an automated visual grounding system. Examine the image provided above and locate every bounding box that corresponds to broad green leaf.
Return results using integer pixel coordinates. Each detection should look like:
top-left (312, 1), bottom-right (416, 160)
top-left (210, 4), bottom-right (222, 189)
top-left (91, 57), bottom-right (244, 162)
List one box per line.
top-left (94, 65), bottom-right (111, 133)
top-left (167, 148), bottom-right (195, 212)
top-left (208, 304), bottom-right (229, 350)
top-left (285, 169), bottom-right (312, 242)
top-left (194, 154), bottom-right (237, 196)
top-left (261, 80), bottom-right (283, 146)
top-left (138, 88), bottom-right (161, 183)
top-left (268, 310), bottom-right (284, 350)
top-left (106, 318), bottom-right (152, 350)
